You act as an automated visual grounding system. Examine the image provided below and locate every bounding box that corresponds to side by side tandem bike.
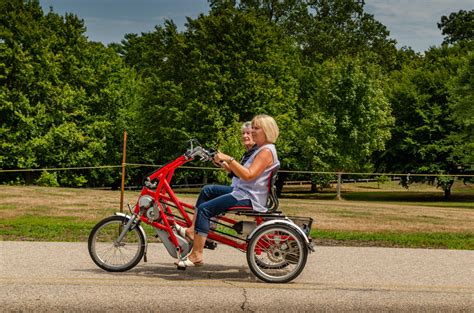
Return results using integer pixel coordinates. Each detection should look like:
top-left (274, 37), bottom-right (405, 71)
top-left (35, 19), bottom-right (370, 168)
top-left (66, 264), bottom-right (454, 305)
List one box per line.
top-left (88, 141), bottom-right (314, 283)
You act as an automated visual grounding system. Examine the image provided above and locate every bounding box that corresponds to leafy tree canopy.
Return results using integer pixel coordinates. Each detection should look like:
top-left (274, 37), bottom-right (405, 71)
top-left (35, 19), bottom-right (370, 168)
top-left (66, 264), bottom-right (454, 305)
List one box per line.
top-left (0, 0), bottom-right (138, 186)
top-left (295, 56), bottom-right (393, 172)
top-left (376, 43), bottom-right (471, 196)
top-left (438, 9), bottom-right (474, 44)
top-left (212, 0), bottom-right (398, 69)
top-left (121, 6), bottom-right (300, 171)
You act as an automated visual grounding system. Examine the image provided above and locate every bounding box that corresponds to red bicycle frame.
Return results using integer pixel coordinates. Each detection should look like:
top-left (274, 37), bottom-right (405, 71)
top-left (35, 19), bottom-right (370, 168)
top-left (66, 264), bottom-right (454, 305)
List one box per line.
top-left (131, 154), bottom-right (262, 253)
top-left (88, 140), bottom-right (313, 283)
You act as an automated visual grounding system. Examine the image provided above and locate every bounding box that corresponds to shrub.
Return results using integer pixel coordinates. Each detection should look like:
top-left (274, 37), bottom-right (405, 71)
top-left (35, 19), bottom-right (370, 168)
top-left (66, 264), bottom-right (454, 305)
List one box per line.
top-left (35, 171), bottom-right (59, 187)
top-left (376, 175), bottom-right (390, 188)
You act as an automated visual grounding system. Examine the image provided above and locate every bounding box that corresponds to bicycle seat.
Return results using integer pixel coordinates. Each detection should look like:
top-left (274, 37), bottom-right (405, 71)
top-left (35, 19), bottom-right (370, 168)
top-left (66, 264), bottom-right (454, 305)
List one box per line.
top-left (265, 169), bottom-right (279, 213)
top-left (227, 206), bottom-right (253, 212)
top-left (226, 169), bottom-right (280, 215)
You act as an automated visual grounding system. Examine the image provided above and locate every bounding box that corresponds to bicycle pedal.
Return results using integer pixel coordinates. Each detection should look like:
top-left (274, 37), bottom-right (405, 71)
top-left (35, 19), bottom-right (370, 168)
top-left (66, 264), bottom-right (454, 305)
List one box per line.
top-left (204, 240), bottom-right (217, 250)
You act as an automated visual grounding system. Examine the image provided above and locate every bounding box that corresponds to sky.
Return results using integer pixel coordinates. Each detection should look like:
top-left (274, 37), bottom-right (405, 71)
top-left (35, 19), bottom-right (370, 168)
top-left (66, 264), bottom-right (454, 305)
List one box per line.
top-left (39, 0), bottom-right (473, 52)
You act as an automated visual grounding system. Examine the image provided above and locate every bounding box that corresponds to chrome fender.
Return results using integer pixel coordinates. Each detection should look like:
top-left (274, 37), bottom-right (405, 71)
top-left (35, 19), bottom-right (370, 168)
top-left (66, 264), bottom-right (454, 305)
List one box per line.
top-left (247, 219), bottom-right (313, 252)
top-left (114, 212), bottom-right (148, 257)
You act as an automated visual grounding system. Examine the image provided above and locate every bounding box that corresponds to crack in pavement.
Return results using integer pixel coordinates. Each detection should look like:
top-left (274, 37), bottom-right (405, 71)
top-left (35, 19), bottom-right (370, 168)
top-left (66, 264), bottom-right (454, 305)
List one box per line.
top-left (225, 281), bottom-right (254, 312)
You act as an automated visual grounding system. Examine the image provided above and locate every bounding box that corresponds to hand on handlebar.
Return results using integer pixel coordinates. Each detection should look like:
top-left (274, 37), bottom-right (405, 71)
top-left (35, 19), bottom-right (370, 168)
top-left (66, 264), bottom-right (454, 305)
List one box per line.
top-left (214, 152), bottom-right (231, 164)
top-left (211, 158), bottom-right (232, 172)
top-left (211, 159), bottom-right (222, 168)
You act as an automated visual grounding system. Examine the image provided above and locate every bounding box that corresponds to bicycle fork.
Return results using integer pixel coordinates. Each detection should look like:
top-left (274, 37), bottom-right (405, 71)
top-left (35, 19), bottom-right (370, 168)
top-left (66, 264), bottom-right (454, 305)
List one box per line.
top-left (114, 215), bottom-right (137, 247)
top-left (113, 212), bottom-right (149, 262)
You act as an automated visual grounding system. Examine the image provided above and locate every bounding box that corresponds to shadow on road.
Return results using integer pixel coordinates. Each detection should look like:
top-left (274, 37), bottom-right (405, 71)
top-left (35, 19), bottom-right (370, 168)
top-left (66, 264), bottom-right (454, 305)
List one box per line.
top-left (75, 262), bottom-right (259, 282)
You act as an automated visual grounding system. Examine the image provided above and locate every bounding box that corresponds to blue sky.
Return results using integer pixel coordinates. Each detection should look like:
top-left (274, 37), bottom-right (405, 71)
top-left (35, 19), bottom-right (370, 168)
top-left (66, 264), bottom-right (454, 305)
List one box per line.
top-left (39, 0), bottom-right (473, 52)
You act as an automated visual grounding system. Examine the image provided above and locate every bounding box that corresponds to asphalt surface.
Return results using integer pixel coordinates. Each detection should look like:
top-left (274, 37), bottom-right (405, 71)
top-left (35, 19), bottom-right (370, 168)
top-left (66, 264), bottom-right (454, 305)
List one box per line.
top-left (1, 241), bottom-right (473, 312)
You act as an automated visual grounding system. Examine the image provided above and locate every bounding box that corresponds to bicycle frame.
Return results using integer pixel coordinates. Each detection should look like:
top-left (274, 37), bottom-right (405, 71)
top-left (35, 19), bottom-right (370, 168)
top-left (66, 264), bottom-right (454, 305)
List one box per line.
top-left (89, 142), bottom-right (314, 282)
top-left (132, 153), bottom-right (262, 255)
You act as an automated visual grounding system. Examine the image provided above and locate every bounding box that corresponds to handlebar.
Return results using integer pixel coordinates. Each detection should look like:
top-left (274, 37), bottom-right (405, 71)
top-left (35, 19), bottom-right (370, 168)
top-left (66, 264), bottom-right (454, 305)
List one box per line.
top-left (144, 178), bottom-right (158, 189)
top-left (144, 140), bottom-right (217, 188)
top-left (184, 139), bottom-right (216, 162)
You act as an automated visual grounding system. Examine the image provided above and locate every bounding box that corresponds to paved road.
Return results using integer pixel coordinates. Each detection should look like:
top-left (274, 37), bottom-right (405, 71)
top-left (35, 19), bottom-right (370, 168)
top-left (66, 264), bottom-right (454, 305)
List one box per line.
top-left (1, 241), bottom-right (473, 312)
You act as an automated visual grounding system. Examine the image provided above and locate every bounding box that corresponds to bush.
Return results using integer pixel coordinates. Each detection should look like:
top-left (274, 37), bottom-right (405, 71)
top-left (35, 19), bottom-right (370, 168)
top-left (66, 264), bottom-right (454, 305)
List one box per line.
top-left (35, 171), bottom-right (59, 187)
top-left (376, 175), bottom-right (390, 188)
top-left (311, 174), bottom-right (335, 192)
top-left (59, 174), bottom-right (88, 187)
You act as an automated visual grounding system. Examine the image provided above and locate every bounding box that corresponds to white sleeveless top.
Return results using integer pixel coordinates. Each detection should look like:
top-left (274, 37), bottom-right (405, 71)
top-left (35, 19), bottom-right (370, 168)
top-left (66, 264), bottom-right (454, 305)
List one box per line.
top-left (231, 144), bottom-right (279, 212)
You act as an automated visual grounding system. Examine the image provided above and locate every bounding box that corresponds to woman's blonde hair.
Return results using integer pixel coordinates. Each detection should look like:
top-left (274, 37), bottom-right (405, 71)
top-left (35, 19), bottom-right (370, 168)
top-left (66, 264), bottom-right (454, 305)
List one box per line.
top-left (252, 114), bottom-right (279, 143)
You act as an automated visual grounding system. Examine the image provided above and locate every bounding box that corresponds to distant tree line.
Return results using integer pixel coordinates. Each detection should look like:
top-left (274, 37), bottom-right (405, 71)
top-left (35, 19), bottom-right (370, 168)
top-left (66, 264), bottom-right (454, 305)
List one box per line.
top-left (1, 0), bottom-right (472, 197)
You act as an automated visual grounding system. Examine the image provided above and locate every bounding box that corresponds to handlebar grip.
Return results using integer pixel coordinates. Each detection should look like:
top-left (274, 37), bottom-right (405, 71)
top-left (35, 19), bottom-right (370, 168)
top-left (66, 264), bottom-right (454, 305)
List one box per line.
top-left (207, 148), bottom-right (217, 158)
top-left (144, 178), bottom-right (157, 188)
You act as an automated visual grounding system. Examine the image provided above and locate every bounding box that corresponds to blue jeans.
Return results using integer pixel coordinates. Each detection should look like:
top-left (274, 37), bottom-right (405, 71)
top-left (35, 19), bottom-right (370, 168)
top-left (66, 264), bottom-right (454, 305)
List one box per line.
top-left (194, 185), bottom-right (251, 236)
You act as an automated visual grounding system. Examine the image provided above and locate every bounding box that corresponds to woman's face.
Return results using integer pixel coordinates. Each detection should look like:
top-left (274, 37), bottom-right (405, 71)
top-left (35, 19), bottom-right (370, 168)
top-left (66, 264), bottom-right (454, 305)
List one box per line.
top-left (241, 127), bottom-right (255, 149)
top-left (251, 123), bottom-right (267, 146)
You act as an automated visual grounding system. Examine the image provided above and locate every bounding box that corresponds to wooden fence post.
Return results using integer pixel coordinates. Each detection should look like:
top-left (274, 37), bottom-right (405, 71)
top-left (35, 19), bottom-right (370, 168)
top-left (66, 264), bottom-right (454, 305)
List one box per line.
top-left (120, 130), bottom-right (127, 213)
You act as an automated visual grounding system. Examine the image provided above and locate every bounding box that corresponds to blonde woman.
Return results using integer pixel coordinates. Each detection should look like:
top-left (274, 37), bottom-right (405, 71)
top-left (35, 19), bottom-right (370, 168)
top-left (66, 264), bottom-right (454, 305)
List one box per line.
top-left (176, 114), bottom-right (280, 267)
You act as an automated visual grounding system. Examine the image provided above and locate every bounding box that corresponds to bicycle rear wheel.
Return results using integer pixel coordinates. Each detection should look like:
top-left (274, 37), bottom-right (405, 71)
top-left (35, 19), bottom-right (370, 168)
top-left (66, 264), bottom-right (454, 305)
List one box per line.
top-left (88, 215), bottom-right (145, 272)
top-left (247, 224), bottom-right (308, 283)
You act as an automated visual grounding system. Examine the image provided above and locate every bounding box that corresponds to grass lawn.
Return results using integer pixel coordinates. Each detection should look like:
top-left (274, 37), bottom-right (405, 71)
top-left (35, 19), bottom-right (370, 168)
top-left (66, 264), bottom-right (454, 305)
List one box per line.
top-left (0, 183), bottom-right (473, 249)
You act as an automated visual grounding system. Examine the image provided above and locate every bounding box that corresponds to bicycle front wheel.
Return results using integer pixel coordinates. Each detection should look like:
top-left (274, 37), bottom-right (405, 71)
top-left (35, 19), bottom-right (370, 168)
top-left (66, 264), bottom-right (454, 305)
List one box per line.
top-left (88, 215), bottom-right (145, 272)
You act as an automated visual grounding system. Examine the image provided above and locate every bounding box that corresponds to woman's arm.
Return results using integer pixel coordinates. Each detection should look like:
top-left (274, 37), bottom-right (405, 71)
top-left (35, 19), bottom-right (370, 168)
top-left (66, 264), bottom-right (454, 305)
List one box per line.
top-left (215, 149), bottom-right (273, 181)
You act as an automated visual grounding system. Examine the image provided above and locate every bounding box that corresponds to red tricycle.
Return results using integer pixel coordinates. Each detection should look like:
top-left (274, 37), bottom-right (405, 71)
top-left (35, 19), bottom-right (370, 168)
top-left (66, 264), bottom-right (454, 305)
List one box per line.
top-left (88, 140), bottom-right (314, 283)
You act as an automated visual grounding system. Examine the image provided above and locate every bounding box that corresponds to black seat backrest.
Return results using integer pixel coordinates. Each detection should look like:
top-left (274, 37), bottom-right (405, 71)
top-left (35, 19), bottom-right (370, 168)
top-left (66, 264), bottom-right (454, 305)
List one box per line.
top-left (265, 169), bottom-right (279, 213)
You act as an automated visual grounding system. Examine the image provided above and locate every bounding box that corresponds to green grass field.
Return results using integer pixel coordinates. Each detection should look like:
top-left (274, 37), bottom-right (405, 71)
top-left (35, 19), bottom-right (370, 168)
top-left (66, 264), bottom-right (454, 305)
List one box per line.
top-left (0, 183), bottom-right (473, 249)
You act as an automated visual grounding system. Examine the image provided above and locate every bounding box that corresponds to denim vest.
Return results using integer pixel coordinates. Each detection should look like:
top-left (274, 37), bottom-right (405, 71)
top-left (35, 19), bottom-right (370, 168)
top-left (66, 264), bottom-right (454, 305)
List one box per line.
top-left (231, 144), bottom-right (279, 212)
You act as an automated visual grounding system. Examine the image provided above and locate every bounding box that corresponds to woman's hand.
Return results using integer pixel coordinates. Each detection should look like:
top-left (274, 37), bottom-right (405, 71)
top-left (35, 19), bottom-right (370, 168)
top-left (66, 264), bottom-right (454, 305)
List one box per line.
top-left (214, 152), bottom-right (231, 164)
top-left (211, 159), bottom-right (222, 168)
top-left (213, 152), bottom-right (233, 173)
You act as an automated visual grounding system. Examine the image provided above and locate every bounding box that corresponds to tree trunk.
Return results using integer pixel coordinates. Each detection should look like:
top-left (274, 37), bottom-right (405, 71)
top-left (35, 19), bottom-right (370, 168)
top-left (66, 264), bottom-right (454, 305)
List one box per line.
top-left (25, 172), bottom-right (33, 185)
top-left (442, 179), bottom-right (454, 199)
top-left (444, 188), bottom-right (451, 199)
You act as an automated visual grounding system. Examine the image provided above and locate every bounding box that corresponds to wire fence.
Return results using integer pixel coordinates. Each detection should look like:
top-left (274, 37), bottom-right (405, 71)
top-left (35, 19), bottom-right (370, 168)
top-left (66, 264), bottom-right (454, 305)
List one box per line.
top-left (1, 163), bottom-right (473, 176)
top-left (1, 163), bottom-right (473, 190)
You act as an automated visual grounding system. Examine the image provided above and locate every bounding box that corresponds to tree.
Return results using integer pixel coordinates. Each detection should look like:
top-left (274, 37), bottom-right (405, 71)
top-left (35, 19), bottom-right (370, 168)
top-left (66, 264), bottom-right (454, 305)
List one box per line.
top-left (376, 44), bottom-right (469, 197)
top-left (438, 9), bottom-right (474, 45)
top-left (118, 1), bottom-right (402, 189)
top-left (436, 8), bottom-right (474, 172)
top-left (448, 52), bottom-right (474, 167)
top-left (121, 6), bottom-right (301, 176)
top-left (0, 0), bottom-right (139, 186)
top-left (295, 56), bottom-right (393, 174)
top-left (227, 0), bottom-right (398, 69)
